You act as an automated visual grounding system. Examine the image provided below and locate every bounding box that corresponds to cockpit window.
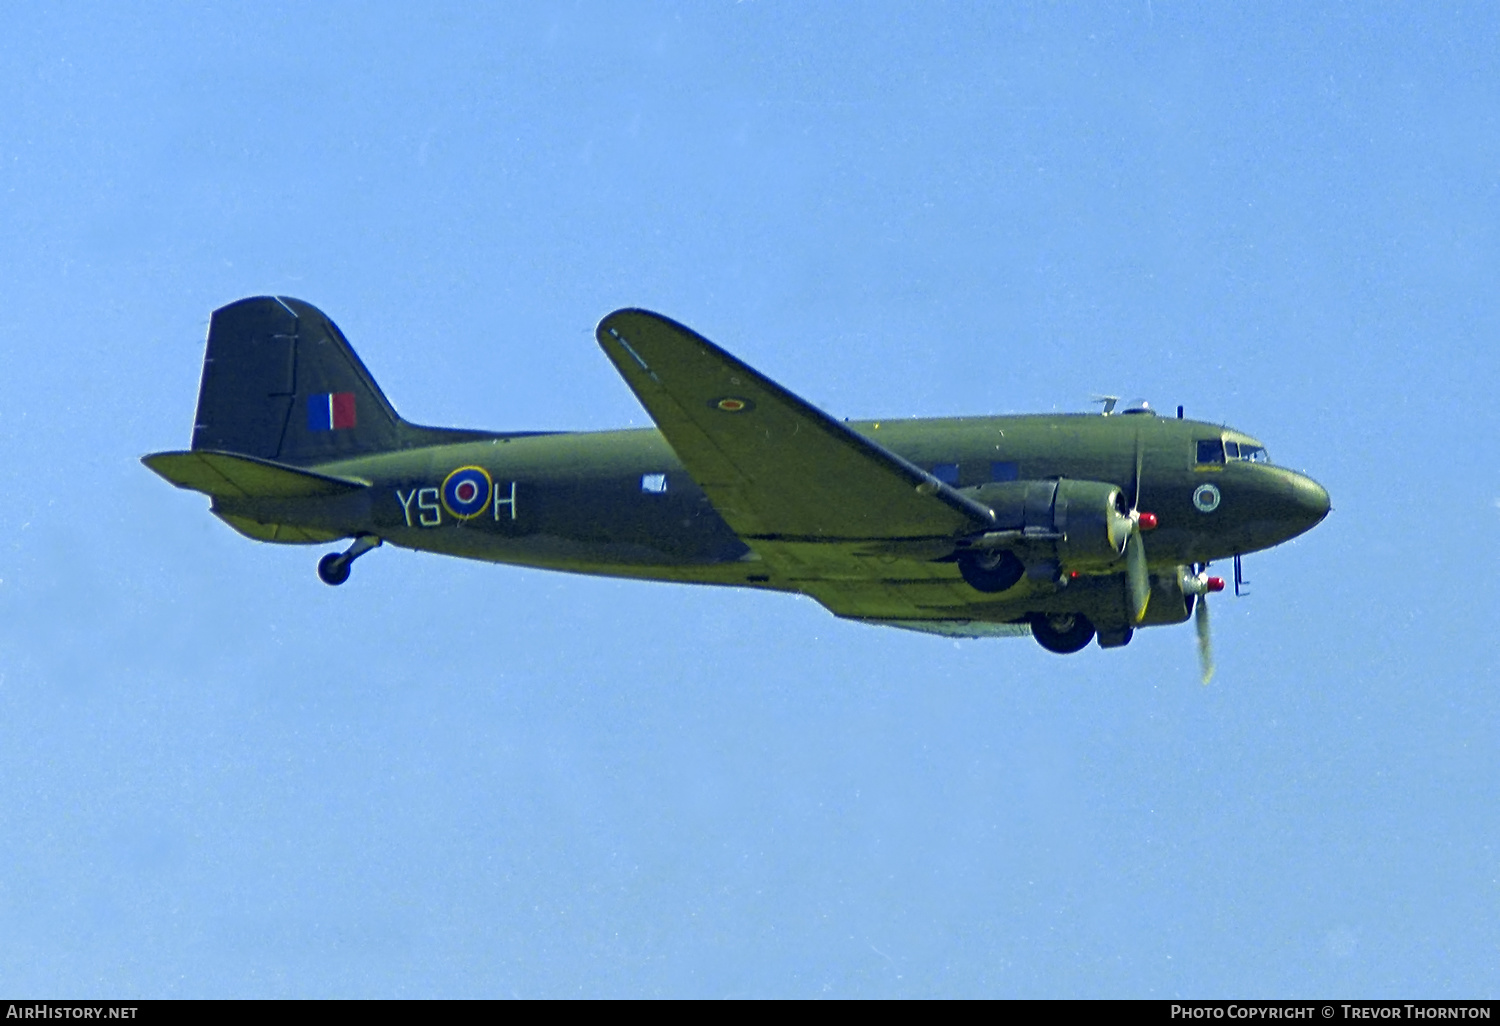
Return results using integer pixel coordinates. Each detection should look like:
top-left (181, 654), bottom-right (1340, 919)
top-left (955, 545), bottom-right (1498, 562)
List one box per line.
top-left (1225, 440), bottom-right (1270, 463)
top-left (1196, 438), bottom-right (1225, 465)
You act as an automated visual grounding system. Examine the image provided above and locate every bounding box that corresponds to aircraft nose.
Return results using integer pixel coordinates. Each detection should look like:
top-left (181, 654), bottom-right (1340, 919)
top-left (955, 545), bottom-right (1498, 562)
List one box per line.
top-left (1286, 472), bottom-right (1331, 531)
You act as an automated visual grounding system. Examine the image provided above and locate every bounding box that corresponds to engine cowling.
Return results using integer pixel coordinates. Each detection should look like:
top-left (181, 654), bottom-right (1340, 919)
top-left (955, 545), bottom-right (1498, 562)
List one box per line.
top-left (961, 478), bottom-right (1134, 569)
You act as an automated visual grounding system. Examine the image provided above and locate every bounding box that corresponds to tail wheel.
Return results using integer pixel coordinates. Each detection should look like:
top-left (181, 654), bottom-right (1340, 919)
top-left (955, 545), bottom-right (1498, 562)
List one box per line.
top-left (317, 553), bottom-right (351, 586)
top-left (1030, 612), bottom-right (1095, 654)
top-left (316, 534), bottom-right (381, 587)
top-left (957, 549), bottom-right (1024, 593)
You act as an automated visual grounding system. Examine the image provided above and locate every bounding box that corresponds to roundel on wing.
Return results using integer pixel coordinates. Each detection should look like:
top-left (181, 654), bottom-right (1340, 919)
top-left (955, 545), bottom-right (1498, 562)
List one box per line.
top-left (442, 466), bottom-right (493, 519)
top-left (709, 396), bottom-right (755, 413)
top-left (1193, 482), bottom-right (1222, 513)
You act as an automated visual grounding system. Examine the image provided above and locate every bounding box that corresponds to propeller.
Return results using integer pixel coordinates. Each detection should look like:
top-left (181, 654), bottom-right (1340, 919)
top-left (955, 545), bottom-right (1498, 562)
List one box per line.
top-left (1124, 432), bottom-right (1158, 625)
top-left (1121, 427), bottom-right (1225, 684)
top-left (1196, 594), bottom-right (1213, 684)
top-left (1184, 566), bottom-right (1226, 684)
top-left (1125, 525), bottom-right (1152, 623)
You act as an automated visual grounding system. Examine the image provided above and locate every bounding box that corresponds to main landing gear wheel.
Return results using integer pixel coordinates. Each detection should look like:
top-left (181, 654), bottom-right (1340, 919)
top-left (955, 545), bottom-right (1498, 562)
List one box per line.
top-left (958, 549), bottom-right (1024, 593)
top-left (317, 534), bottom-right (382, 587)
top-left (1030, 612), bottom-right (1096, 654)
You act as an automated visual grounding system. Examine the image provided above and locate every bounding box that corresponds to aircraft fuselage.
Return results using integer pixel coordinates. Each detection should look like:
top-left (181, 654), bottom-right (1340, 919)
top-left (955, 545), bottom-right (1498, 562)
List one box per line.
top-left (215, 411), bottom-right (1327, 594)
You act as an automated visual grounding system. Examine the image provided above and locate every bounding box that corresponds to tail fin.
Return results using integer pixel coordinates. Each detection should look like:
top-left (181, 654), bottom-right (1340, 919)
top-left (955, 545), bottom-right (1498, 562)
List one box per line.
top-left (191, 296), bottom-right (407, 463)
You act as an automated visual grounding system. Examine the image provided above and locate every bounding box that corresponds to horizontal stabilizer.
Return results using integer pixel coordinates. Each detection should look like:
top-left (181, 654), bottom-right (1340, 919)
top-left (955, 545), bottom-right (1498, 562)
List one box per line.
top-left (215, 514), bottom-right (344, 545)
top-left (142, 450), bottom-right (368, 499)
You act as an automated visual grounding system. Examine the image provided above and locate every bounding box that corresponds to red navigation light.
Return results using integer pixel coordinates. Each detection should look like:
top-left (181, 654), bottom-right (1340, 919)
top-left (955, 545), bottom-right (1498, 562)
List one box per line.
top-left (1206, 576), bottom-right (1226, 592)
top-left (1137, 512), bottom-right (1159, 531)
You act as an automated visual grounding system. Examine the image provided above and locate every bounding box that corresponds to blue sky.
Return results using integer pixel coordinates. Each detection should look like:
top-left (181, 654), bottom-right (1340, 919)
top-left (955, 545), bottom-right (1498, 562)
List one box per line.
top-left (1, 2), bottom-right (1496, 997)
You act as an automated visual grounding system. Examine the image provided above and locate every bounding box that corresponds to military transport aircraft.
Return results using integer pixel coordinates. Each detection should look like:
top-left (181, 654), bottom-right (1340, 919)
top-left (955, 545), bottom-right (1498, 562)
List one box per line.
top-left (144, 297), bottom-right (1329, 681)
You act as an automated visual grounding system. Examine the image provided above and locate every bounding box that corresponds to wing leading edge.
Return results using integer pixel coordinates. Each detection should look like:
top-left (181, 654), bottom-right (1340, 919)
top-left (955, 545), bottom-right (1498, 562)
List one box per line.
top-left (595, 309), bottom-right (994, 545)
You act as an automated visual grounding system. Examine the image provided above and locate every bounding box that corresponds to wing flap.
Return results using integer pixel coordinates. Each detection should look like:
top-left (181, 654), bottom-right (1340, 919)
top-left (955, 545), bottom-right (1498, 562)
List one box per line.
top-left (596, 310), bottom-right (993, 541)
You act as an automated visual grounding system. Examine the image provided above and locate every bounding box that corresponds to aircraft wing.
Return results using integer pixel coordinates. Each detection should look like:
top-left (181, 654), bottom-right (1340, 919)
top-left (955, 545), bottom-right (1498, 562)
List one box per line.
top-left (596, 310), bottom-right (994, 543)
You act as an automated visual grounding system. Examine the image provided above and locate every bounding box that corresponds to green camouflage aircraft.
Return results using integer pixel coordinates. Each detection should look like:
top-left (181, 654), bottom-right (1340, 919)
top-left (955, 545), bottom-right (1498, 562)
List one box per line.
top-left (144, 297), bottom-right (1329, 680)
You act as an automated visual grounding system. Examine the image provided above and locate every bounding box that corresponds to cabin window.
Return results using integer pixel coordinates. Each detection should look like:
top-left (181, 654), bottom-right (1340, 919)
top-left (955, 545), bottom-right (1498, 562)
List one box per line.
top-left (641, 473), bottom-right (668, 494)
top-left (1196, 439), bottom-right (1226, 465)
top-left (932, 463), bottom-right (959, 485)
top-left (990, 461), bottom-right (1019, 482)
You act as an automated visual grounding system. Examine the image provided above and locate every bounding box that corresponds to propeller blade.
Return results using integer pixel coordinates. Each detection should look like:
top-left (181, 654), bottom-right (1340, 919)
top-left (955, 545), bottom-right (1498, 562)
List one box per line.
top-left (1132, 432), bottom-right (1144, 511)
top-left (1125, 530), bottom-right (1150, 624)
top-left (1196, 593), bottom-right (1215, 685)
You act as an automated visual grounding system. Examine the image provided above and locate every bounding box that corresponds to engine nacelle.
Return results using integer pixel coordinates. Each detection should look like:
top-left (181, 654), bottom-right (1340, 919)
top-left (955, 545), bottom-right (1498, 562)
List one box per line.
top-left (962, 478), bottom-right (1133, 569)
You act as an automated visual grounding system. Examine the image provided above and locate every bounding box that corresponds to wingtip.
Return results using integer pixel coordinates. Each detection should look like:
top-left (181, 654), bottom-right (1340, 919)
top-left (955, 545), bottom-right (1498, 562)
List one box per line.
top-left (596, 307), bottom-right (662, 332)
top-left (595, 309), bottom-right (658, 355)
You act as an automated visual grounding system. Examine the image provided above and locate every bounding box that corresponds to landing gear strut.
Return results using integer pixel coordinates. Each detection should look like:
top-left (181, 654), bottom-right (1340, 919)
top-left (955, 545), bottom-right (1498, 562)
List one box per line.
top-left (317, 534), bottom-right (381, 586)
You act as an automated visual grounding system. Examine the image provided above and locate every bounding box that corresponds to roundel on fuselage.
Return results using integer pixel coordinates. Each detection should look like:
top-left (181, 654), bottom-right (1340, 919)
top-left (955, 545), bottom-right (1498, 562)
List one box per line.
top-left (1193, 482), bottom-right (1222, 513)
top-left (442, 466), bottom-right (493, 519)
